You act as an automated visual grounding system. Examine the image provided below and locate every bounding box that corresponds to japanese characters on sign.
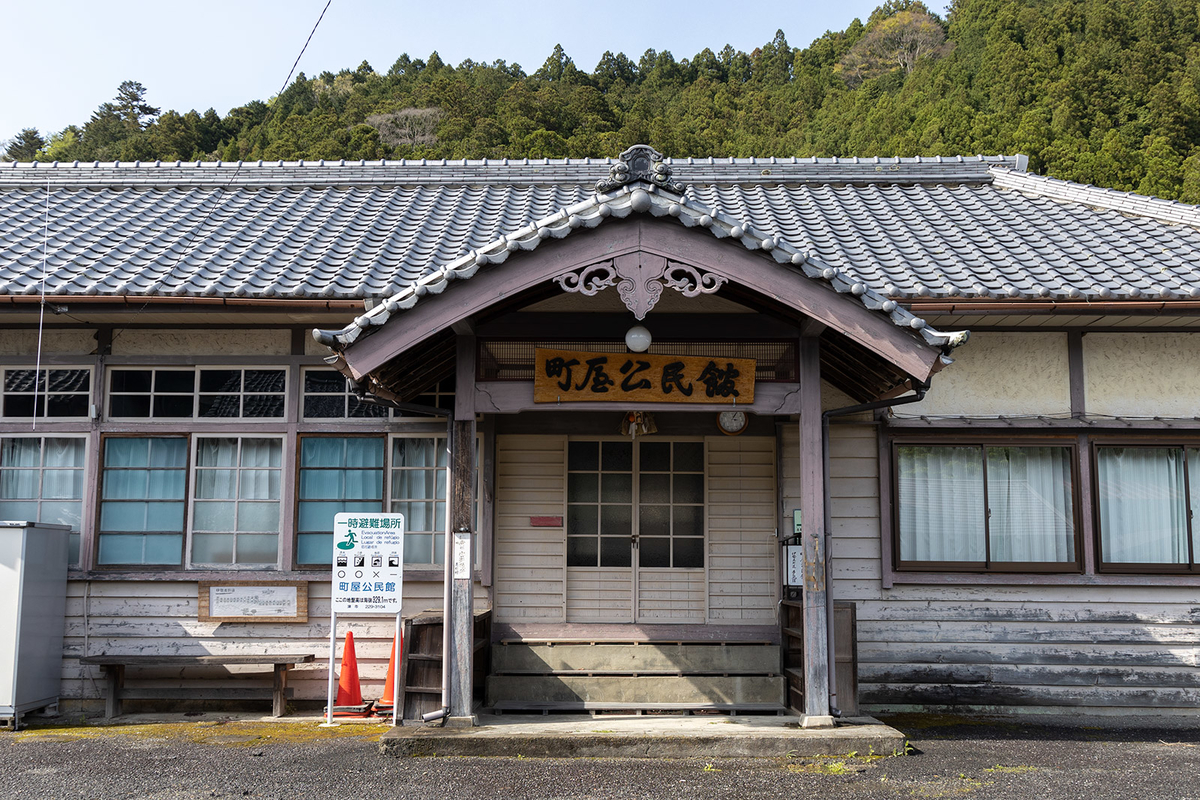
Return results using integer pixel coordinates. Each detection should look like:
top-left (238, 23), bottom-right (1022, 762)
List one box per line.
top-left (533, 348), bottom-right (756, 404)
top-left (332, 512), bottom-right (404, 615)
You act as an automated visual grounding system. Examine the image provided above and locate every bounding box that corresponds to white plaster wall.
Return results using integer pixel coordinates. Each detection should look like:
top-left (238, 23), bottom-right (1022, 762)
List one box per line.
top-left (111, 329), bottom-right (291, 356)
top-left (894, 331), bottom-right (1070, 418)
top-left (1084, 333), bottom-right (1200, 418)
top-left (0, 329), bottom-right (96, 356)
top-left (305, 332), bottom-right (332, 356)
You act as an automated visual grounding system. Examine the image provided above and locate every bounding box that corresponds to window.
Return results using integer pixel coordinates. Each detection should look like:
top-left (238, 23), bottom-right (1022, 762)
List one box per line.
top-left (297, 437), bottom-right (385, 565)
top-left (894, 443), bottom-right (1077, 571)
top-left (301, 369), bottom-right (454, 419)
top-left (390, 437), bottom-right (447, 565)
top-left (190, 437), bottom-right (283, 566)
top-left (2, 368), bottom-right (90, 418)
top-left (108, 368), bottom-right (286, 418)
top-left (0, 437), bottom-right (86, 564)
top-left (296, 434), bottom-right (475, 568)
top-left (567, 439), bottom-right (705, 569)
top-left (1096, 445), bottom-right (1200, 571)
top-left (98, 437), bottom-right (187, 565)
top-left (302, 369), bottom-right (387, 419)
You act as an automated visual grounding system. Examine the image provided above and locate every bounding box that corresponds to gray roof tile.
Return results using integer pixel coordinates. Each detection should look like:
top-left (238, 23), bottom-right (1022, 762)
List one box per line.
top-left (3, 152), bottom-right (1200, 341)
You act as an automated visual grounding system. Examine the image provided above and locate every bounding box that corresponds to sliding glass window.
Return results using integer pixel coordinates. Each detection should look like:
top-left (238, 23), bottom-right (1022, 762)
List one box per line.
top-left (1096, 445), bottom-right (1200, 571)
top-left (895, 443), bottom-right (1078, 571)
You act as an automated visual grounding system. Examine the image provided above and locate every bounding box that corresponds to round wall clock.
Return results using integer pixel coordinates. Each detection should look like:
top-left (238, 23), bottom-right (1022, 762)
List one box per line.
top-left (717, 410), bottom-right (748, 436)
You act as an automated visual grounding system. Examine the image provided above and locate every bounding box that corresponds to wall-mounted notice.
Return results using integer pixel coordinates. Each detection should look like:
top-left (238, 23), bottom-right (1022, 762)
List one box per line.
top-left (332, 512), bottom-right (404, 615)
top-left (198, 582), bottom-right (308, 623)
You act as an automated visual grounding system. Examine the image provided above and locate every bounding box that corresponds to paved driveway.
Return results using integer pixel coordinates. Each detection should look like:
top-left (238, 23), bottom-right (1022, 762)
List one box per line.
top-left (2, 713), bottom-right (1199, 799)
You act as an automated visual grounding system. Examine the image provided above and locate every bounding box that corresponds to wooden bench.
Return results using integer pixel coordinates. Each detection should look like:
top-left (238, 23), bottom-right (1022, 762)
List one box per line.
top-left (79, 654), bottom-right (315, 719)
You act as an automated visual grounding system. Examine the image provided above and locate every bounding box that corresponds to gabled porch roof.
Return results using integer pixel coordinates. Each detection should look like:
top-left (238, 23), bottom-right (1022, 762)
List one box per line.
top-left (317, 146), bottom-right (968, 400)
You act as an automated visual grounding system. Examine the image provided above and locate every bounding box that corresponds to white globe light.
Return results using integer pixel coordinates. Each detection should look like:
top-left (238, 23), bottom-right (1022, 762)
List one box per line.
top-left (625, 324), bottom-right (652, 352)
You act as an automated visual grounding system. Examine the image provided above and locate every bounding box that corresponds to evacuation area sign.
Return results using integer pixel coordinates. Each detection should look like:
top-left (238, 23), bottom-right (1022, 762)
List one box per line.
top-left (332, 512), bottom-right (404, 614)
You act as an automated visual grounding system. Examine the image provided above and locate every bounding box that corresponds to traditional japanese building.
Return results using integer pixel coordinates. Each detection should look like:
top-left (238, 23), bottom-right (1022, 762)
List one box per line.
top-left (3, 146), bottom-right (1200, 721)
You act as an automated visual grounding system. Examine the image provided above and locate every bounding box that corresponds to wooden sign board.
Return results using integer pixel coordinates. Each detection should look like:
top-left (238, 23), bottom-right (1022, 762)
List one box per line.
top-left (534, 348), bottom-right (755, 404)
top-left (198, 581), bottom-right (308, 623)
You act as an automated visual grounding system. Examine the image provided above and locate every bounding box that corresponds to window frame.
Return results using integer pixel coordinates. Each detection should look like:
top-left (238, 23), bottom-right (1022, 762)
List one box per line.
top-left (0, 433), bottom-right (88, 565)
top-left (890, 434), bottom-right (1083, 574)
top-left (0, 365), bottom-right (93, 420)
top-left (106, 365), bottom-right (289, 421)
top-left (185, 434), bottom-right (286, 570)
top-left (1092, 437), bottom-right (1200, 575)
top-left (293, 432), bottom-right (480, 570)
top-left (95, 433), bottom-right (192, 570)
top-left (300, 367), bottom-right (455, 422)
top-left (565, 436), bottom-right (707, 571)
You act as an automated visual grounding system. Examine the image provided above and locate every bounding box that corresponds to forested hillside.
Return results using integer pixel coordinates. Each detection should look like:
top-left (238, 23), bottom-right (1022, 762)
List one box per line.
top-left (7, 0), bottom-right (1200, 201)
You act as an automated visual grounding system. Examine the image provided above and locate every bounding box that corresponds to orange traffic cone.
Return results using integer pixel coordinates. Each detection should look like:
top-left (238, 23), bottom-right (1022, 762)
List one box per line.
top-left (331, 630), bottom-right (372, 717)
top-left (373, 632), bottom-right (402, 717)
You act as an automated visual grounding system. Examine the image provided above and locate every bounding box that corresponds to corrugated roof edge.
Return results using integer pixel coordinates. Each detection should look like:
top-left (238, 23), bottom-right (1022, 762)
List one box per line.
top-left (990, 166), bottom-right (1200, 228)
top-left (0, 154), bottom-right (1023, 189)
top-left (312, 181), bottom-right (969, 361)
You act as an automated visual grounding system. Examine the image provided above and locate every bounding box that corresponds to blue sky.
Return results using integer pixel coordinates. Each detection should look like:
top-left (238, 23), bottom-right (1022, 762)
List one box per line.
top-left (1, 0), bottom-right (936, 143)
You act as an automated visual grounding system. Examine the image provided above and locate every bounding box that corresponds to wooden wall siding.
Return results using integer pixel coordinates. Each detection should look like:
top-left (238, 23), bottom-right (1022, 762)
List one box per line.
top-left (493, 434), bottom-right (567, 623)
top-left (854, 585), bottom-right (1200, 710)
top-left (706, 436), bottom-right (778, 623)
top-left (783, 410), bottom-right (1200, 710)
top-left (59, 579), bottom-right (480, 704)
top-left (566, 568), bottom-right (633, 622)
top-left (779, 420), bottom-right (883, 604)
top-left (638, 568), bottom-right (705, 622)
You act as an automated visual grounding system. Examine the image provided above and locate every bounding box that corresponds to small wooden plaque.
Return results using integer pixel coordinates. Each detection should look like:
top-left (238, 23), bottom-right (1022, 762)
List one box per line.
top-left (198, 581), bottom-right (308, 623)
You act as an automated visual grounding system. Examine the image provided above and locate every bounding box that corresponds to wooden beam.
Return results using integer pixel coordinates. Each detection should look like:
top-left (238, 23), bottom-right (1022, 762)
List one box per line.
top-left (448, 335), bottom-right (478, 724)
top-left (476, 312), bottom-right (800, 339)
top-left (472, 380), bottom-right (802, 415)
top-left (1068, 330), bottom-right (1085, 417)
top-left (798, 334), bottom-right (832, 724)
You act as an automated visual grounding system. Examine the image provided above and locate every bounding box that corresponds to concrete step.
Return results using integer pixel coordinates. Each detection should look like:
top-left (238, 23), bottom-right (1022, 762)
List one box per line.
top-left (492, 643), bottom-right (781, 675)
top-left (485, 674), bottom-right (787, 708)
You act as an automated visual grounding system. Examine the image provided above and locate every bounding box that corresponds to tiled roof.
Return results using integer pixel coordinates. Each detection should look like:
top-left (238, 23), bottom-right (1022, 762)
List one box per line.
top-left (3, 152), bottom-right (1199, 326)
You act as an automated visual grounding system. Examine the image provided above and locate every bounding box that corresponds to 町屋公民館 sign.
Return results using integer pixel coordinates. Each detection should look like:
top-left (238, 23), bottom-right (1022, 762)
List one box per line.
top-left (533, 348), bottom-right (755, 404)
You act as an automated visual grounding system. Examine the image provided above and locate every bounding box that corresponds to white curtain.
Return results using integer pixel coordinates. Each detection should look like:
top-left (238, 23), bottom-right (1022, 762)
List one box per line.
top-left (986, 447), bottom-right (1075, 562)
top-left (1097, 447), bottom-right (1187, 564)
top-left (897, 446), bottom-right (985, 562)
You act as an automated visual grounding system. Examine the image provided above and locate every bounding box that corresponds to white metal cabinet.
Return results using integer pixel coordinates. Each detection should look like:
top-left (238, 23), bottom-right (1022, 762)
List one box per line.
top-left (0, 521), bottom-right (69, 728)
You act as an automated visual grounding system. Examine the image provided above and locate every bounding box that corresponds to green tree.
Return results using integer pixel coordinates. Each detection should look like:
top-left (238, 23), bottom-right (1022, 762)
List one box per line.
top-left (113, 80), bottom-right (160, 130)
top-left (3, 128), bottom-right (45, 160)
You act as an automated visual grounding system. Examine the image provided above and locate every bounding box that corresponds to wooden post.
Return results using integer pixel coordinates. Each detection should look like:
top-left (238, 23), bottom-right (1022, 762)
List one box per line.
top-left (447, 333), bottom-right (477, 726)
top-left (798, 333), bottom-right (833, 727)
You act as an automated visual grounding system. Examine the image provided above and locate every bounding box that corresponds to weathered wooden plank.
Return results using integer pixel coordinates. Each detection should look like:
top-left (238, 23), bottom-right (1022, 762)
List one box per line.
top-left (861, 683), bottom-right (1200, 709)
top-left (858, 642), bottom-right (1198, 667)
top-left (486, 674), bottom-right (787, 706)
top-left (860, 663), bottom-right (1200, 688)
top-left (855, 620), bottom-right (1200, 645)
top-left (856, 600), bottom-right (1200, 625)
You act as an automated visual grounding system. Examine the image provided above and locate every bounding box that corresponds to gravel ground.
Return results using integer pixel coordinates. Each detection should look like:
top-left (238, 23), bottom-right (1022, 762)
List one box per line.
top-left (2, 712), bottom-right (1200, 799)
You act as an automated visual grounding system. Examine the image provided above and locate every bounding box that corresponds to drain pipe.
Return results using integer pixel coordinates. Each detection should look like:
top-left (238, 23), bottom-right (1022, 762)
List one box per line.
top-left (820, 378), bottom-right (929, 716)
top-left (347, 381), bottom-right (455, 724)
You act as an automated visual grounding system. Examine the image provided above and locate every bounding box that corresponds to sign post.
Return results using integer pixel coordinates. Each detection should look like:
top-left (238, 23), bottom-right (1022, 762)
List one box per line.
top-left (324, 512), bottom-right (404, 727)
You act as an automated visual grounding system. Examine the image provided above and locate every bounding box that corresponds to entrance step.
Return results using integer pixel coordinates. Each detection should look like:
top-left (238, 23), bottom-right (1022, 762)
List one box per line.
top-left (493, 642), bottom-right (780, 675)
top-left (487, 675), bottom-right (786, 709)
top-left (486, 642), bottom-right (786, 713)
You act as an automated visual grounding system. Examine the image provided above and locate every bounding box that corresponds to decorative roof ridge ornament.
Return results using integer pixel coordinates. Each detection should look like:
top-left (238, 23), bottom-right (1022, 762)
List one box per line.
top-left (596, 145), bottom-right (685, 195)
top-left (553, 257), bottom-right (726, 320)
